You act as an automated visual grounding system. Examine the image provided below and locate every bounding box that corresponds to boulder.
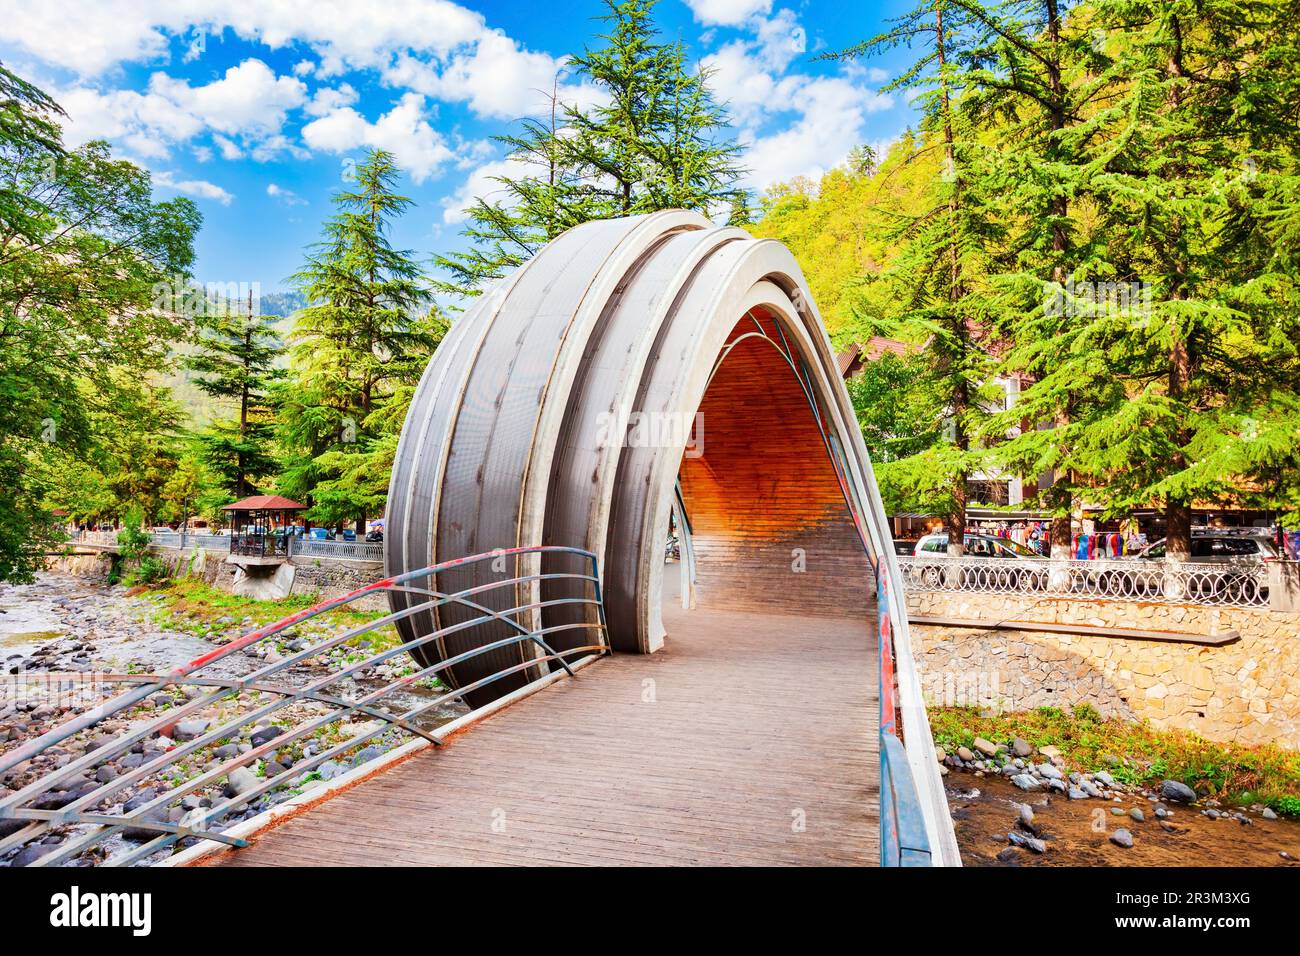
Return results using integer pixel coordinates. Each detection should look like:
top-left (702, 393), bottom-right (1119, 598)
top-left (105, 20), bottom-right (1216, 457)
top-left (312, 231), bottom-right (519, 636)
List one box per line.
top-left (1109, 828), bottom-right (1134, 848)
top-left (1160, 779), bottom-right (1197, 804)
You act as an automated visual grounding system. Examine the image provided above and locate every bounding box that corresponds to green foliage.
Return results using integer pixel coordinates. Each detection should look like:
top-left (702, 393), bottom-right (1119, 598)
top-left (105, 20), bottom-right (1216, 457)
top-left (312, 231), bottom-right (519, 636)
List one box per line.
top-left (280, 149), bottom-right (441, 529)
top-left (820, 2), bottom-right (1006, 543)
top-left (185, 296), bottom-right (284, 501)
top-left (0, 65), bottom-right (199, 580)
top-left (436, 0), bottom-right (745, 295)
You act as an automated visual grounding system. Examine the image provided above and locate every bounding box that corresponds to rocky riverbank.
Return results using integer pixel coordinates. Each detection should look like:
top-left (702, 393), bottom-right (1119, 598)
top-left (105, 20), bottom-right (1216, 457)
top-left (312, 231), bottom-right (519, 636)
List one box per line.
top-left (941, 738), bottom-right (1300, 865)
top-left (0, 572), bottom-right (464, 867)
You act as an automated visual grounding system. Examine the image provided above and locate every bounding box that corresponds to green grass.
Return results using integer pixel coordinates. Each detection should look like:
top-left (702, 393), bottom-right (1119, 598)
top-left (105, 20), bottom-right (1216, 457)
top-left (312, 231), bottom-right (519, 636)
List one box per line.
top-left (930, 704), bottom-right (1300, 816)
top-left (140, 577), bottom-right (400, 650)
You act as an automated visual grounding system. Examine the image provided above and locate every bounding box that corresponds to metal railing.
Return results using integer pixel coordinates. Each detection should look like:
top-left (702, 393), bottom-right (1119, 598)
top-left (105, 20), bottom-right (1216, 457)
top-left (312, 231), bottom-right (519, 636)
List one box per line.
top-left (67, 530), bottom-right (387, 561)
top-left (877, 562), bottom-right (932, 866)
top-left (897, 554), bottom-right (1270, 608)
top-left (0, 545), bottom-right (609, 867)
top-left (290, 538), bottom-right (384, 562)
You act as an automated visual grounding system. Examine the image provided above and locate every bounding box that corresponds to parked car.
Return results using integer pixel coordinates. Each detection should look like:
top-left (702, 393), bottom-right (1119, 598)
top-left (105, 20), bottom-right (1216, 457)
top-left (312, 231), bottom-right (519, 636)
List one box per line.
top-left (910, 532), bottom-right (1049, 590)
top-left (892, 540), bottom-right (917, 557)
top-left (913, 532), bottom-right (1042, 559)
top-left (1135, 533), bottom-right (1279, 563)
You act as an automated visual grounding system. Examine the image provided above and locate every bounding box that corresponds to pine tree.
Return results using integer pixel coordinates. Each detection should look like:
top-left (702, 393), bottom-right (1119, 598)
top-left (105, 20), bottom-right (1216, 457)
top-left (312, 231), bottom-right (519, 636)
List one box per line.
top-left (185, 291), bottom-right (282, 501)
top-left (281, 148), bottom-right (438, 532)
top-left (827, 0), bottom-right (1005, 554)
top-left (436, 0), bottom-right (745, 295)
top-left (960, 0), bottom-right (1111, 557)
top-left (434, 82), bottom-right (587, 296)
top-left (1002, 0), bottom-right (1300, 556)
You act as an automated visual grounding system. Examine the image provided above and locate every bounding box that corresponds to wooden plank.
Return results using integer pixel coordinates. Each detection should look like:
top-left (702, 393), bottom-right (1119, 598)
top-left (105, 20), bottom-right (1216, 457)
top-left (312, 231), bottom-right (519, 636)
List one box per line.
top-left (209, 598), bottom-right (879, 868)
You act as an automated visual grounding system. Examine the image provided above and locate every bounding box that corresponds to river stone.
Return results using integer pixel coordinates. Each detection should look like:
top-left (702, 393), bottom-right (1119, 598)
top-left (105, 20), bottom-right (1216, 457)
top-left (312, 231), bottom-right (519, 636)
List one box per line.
top-left (1263, 808), bottom-right (1279, 820)
top-left (1008, 830), bottom-right (1046, 854)
top-left (1129, 808), bottom-right (1145, 823)
top-left (224, 767), bottom-right (258, 798)
top-left (249, 726), bottom-right (283, 748)
top-left (174, 718), bottom-right (210, 740)
top-left (1038, 763), bottom-right (1063, 780)
top-left (996, 847), bottom-right (1020, 864)
top-left (957, 746), bottom-right (976, 762)
top-left (1038, 745), bottom-right (1062, 759)
top-left (1110, 828), bottom-right (1134, 848)
top-left (1160, 779), bottom-right (1197, 803)
top-left (1095, 770), bottom-right (1116, 787)
top-left (1067, 786), bottom-right (1088, 800)
top-left (1018, 803), bottom-right (1034, 826)
top-left (1011, 774), bottom-right (1040, 791)
top-left (1012, 737), bottom-right (1033, 758)
top-left (973, 737), bottom-right (999, 757)
top-left (350, 745), bottom-right (384, 768)
top-left (214, 744), bottom-right (239, 760)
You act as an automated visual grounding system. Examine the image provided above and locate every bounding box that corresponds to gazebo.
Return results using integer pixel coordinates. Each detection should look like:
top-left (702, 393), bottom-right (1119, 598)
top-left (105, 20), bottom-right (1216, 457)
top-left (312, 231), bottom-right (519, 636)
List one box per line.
top-left (223, 495), bottom-right (307, 562)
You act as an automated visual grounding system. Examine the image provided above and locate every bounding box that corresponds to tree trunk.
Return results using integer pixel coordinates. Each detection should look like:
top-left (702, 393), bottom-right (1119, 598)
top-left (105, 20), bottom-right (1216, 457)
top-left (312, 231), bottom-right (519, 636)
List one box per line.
top-left (936, 4), bottom-right (967, 557)
top-left (1163, 17), bottom-right (1193, 562)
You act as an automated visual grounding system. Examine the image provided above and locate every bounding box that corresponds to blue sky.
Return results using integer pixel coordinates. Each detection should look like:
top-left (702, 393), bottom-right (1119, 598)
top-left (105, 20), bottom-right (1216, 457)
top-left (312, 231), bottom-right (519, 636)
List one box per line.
top-left (0, 1), bottom-right (920, 296)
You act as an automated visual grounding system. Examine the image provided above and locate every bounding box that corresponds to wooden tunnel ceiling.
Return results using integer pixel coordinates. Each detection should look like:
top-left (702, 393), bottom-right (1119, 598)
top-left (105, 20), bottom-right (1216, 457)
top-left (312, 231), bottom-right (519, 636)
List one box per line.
top-left (385, 211), bottom-right (884, 706)
top-left (679, 310), bottom-right (871, 618)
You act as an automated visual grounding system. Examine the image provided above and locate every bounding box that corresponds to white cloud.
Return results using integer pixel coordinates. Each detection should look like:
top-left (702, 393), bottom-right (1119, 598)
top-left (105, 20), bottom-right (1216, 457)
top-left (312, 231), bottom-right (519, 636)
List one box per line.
top-left (441, 156), bottom-right (516, 224)
top-left (55, 86), bottom-right (205, 158)
top-left (152, 169), bottom-right (233, 204)
top-left (301, 92), bottom-right (455, 183)
top-left (741, 76), bottom-right (891, 189)
top-left (267, 183), bottom-right (307, 206)
top-left (55, 59), bottom-right (308, 163)
top-left (1, 1), bottom-right (589, 124)
top-left (304, 83), bottom-right (360, 118)
top-left (383, 31), bottom-right (572, 121)
top-left (0, 1), bottom-right (486, 78)
top-left (148, 58), bottom-right (306, 138)
top-left (696, 8), bottom-right (894, 191)
top-left (752, 7), bottom-right (805, 71)
top-left (684, 0), bottom-right (773, 28)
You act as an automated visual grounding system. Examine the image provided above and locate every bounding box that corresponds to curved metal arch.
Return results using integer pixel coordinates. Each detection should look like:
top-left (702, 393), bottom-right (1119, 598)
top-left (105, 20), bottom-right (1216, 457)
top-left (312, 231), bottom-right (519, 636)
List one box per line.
top-left (385, 212), bottom-right (958, 864)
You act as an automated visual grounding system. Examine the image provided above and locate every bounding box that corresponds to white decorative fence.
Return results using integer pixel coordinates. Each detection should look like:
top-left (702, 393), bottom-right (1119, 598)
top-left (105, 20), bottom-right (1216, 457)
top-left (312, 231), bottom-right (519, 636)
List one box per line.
top-left (897, 555), bottom-right (1270, 609)
top-left (71, 530), bottom-right (383, 563)
top-left (288, 538), bottom-right (384, 562)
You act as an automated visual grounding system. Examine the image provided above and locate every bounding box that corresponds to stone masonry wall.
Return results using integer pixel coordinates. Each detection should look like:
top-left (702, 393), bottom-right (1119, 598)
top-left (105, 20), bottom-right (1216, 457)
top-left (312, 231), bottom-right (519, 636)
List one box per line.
top-left (906, 590), bottom-right (1300, 748)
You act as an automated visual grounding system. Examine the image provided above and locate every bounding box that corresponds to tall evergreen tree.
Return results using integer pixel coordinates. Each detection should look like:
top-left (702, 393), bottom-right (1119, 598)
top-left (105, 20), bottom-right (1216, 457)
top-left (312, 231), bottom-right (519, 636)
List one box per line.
top-left (959, 0), bottom-right (1111, 557)
top-left (281, 148), bottom-right (438, 532)
top-left (185, 291), bottom-right (282, 500)
top-left (828, 0), bottom-right (1005, 554)
top-left (436, 0), bottom-right (746, 295)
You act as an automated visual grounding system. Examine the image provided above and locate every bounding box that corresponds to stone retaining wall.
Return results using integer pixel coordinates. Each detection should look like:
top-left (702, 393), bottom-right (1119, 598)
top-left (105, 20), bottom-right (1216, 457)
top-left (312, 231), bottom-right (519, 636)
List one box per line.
top-left (907, 590), bottom-right (1300, 748)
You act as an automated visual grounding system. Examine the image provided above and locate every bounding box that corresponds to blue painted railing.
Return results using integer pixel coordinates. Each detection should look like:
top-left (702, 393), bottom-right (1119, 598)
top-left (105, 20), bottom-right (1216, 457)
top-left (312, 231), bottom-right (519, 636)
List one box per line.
top-left (877, 562), bottom-right (933, 866)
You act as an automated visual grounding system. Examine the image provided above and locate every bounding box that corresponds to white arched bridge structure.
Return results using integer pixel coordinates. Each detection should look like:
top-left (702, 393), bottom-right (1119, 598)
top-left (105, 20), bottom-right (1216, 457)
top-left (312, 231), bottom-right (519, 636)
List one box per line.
top-left (1, 213), bottom-right (957, 867)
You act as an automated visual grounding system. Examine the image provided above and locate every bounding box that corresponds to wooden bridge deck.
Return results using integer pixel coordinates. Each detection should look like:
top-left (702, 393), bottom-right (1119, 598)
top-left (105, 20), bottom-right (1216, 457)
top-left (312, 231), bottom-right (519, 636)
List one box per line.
top-left (212, 596), bottom-right (880, 867)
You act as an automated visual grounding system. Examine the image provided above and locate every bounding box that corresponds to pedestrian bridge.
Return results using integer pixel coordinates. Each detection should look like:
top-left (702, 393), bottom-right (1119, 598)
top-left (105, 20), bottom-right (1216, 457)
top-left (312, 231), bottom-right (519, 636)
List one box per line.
top-left (1, 213), bottom-right (956, 867)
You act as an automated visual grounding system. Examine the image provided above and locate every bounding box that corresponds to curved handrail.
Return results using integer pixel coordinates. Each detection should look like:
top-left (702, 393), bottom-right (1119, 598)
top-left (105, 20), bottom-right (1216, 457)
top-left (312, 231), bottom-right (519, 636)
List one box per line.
top-left (0, 545), bottom-right (609, 867)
